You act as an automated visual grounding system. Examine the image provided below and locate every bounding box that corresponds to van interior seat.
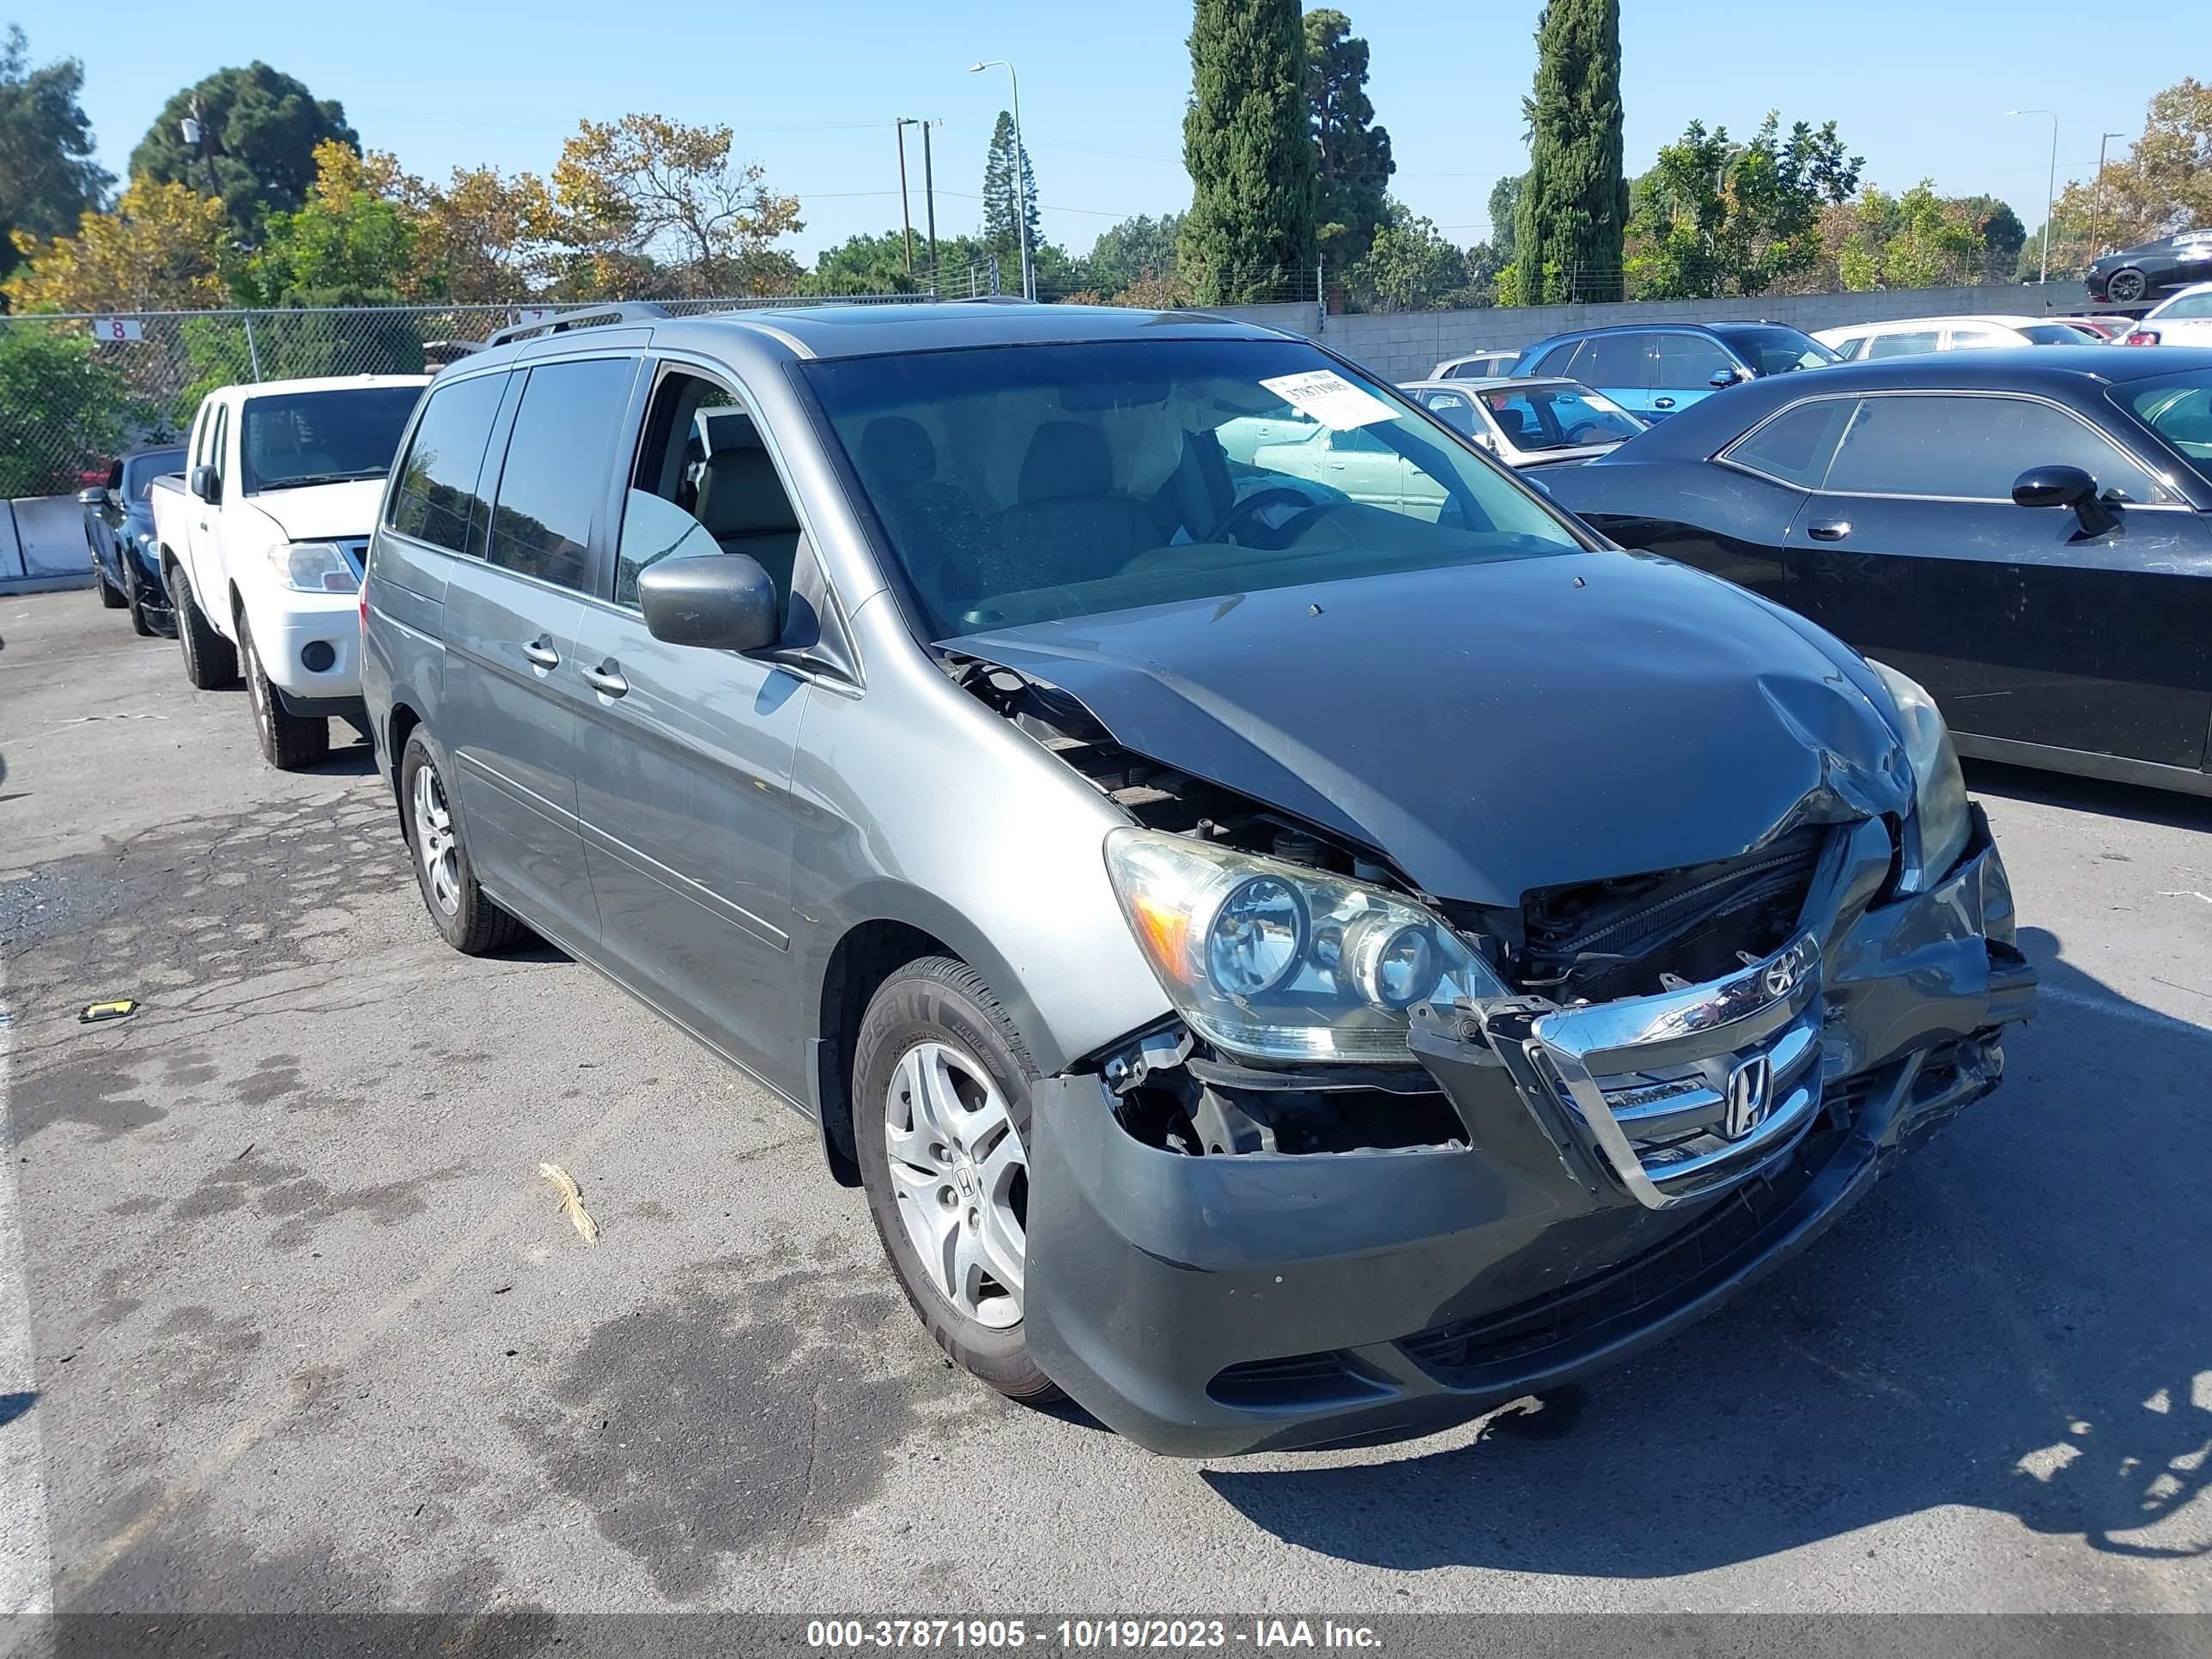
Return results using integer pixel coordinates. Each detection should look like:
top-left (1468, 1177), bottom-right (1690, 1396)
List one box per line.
top-left (992, 421), bottom-right (1157, 588)
top-left (695, 446), bottom-right (801, 600)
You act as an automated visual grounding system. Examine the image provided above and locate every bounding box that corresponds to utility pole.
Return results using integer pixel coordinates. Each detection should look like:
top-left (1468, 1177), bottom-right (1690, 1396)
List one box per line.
top-left (969, 59), bottom-right (1032, 301)
top-left (921, 120), bottom-right (939, 295)
top-left (2007, 109), bottom-right (2058, 284)
top-left (2092, 130), bottom-right (2124, 258)
top-left (895, 119), bottom-right (917, 276)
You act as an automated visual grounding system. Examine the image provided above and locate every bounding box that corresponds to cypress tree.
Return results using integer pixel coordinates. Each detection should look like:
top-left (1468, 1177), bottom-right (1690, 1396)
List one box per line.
top-left (1305, 8), bottom-right (1395, 267)
top-left (1180, 0), bottom-right (1316, 303)
top-left (1513, 0), bottom-right (1627, 304)
top-left (981, 111), bottom-right (1039, 271)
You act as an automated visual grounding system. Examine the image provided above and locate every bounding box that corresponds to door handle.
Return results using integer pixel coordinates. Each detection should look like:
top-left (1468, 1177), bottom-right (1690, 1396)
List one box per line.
top-left (1652, 397), bottom-right (1677, 410)
top-left (580, 659), bottom-right (629, 698)
top-left (520, 636), bottom-right (560, 669)
top-left (1806, 520), bottom-right (1852, 542)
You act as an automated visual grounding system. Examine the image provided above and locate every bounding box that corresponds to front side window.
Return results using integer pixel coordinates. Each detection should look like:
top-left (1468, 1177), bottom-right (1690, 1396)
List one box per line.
top-left (615, 370), bottom-right (802, 611)
top-left (1824, 394), bottom-right (2170, 502)
top-left (1711, 325), bottom-right (1838, 375)
top-left (1655, 332), bottom-right (1736, 389)
top-left (805, 338), bottom-right (1586, 638)
top-left (1480, 384), bottom-right (1642, 452)
top-left (1418, 390), bottom-right (1480, 437)
top-left (387, 372), bottom-right (508, 555)
top-left (486, 357), bottom-right (636, 590)
top-left (240, 386), bottom-right (422, 495)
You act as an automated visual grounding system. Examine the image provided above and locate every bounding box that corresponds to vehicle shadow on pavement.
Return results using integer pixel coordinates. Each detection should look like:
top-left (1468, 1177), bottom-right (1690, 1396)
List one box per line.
top-left (1964, 758), bottom-right (2212, 836)
top-left (1202, 930), bottom-right (2212, 1576)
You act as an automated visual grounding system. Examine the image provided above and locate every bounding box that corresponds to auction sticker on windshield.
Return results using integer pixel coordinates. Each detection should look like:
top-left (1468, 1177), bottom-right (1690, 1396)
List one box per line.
top-left (1260, 369), bottom-right (1398, 429)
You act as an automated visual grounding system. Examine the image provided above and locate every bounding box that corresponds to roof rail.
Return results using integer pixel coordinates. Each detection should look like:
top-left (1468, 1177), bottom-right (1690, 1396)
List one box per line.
top-left (483, 301), bottom-right (672, 348)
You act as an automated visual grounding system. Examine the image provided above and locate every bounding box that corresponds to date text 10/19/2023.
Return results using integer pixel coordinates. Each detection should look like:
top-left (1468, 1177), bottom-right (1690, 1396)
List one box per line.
top-left (805, 1619), bottom-right (1385, 1650)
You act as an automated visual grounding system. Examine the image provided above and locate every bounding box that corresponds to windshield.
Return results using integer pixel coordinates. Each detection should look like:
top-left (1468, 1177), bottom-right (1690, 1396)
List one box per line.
top-left (1711, 325), bottom-right (1839, 375)
top-left (805, 338), bottom-right (1585, 637)
top-left (2118, 372), bottom-right (2212, 487)
top-left (2020, 323), bottom-right (2093, 344)
top-left (240, 386), bottom-right (422, 495)
top-left (122, 448), bottom-right (185, 501)
top-left (1479, 383), bottom-right (1642, 452)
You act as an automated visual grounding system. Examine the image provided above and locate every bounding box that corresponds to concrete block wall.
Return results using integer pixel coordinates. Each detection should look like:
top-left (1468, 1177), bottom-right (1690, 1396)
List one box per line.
top-left (0, 495), bottom-right (93, 593)
top-left (1212, 283), bottom-right (2089, 382)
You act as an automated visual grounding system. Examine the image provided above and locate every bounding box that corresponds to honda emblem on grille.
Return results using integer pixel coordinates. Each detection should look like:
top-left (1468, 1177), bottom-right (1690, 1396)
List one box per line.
top-left (1723, 1054), bottom-right (1772, 1140)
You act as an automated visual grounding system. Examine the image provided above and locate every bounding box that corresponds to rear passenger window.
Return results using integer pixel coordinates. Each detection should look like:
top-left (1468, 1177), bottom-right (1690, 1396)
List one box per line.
top-left (487, 357), bottom-right (636, 590)
top-left (1723, 399), bottom-right (1856, 489)
top-left (387, 372), bottom-right (507, 554)
top-left (1864, 330), bottom-right (1942, 360)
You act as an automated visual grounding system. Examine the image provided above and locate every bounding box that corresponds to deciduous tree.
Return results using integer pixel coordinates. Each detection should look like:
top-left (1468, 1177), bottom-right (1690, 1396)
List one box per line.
top-left (1180, 0), bottom-right (1315, 303)
top-left (0, 27), bottom-right (111, 286)
top-left (4, 177), bottom-right (230, 313)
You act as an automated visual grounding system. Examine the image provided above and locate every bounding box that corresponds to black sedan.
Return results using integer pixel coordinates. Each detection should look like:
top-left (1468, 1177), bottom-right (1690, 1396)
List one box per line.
top-left (78, 445), bottom-right (185, 636)
top-left (2087, 229), bottom-right (2212, 306)
top-left (1536, 348), bottom-right (2212, 798)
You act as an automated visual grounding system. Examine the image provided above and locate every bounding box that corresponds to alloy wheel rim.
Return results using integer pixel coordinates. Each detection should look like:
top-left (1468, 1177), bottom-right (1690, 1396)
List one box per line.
top-left (245, 636), bottom-right (270, 734)
top-left (883, 1039), bottom-right (1027, 1330)
top-left (411, 763), bottom-right (462, 916)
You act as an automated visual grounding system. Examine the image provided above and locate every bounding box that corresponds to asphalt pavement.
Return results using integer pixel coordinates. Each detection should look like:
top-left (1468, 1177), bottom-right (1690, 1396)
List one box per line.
top-left (2, 586), bottom-right (2209, 1622)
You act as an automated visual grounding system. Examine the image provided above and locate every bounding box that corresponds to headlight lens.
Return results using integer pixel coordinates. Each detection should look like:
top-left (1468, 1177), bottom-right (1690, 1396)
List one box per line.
top-left (1867, 659), bottom-right (1972, 892)
top-left (1103, 827), bottom-right (1507, 1064)
top-left (267, 541), bottom-right (358, 593)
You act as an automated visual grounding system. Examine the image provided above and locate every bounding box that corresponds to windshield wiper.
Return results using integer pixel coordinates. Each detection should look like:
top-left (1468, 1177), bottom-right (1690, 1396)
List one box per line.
top-left (253, 469), bottom-right (386, 491)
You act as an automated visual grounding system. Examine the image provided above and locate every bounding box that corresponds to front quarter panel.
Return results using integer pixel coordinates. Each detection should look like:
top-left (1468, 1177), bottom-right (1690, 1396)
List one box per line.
top-left (790, 595), bottom-right (1171, 1079)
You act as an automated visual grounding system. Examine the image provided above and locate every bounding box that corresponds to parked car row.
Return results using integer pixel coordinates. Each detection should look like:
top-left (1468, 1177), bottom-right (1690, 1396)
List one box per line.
top-left (97, 298), bottom-right (2210, 1460)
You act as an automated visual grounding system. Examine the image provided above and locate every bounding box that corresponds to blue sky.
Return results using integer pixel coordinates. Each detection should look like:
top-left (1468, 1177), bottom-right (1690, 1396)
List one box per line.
top-left (52, 0), bottom-right (2212, 262)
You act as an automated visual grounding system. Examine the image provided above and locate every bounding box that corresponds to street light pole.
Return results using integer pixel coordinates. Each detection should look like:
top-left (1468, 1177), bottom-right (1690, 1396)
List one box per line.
top-left (969, 58), bottom-right (1032, 301)
top-left (2007, 109), bottom-right (2058, 284)
top-left (2092, 130), bottom-right (2124, 258)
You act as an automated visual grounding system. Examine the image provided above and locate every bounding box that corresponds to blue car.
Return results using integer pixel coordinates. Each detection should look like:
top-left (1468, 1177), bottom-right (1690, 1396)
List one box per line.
top-left (78, 445), bottom-right (186, 636)
top-left (1510, 322), bottom-right (1839, 422)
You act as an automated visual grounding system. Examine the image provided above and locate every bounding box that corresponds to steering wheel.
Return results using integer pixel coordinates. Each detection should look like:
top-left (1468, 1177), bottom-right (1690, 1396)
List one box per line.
top-left (1208, 488), bottom-right (1333, 549)
top-left (1559, 420), bottom-right (1612, 446)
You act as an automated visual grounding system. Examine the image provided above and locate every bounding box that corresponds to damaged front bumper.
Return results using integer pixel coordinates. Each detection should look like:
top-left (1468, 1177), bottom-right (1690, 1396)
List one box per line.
top-left (1023, 811), bottom-right (2036, 1457)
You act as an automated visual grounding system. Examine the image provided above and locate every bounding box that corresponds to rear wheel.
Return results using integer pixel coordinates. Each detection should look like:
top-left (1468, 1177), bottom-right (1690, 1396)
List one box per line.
top-left (238, 611), bottom-right (330, 771)
top-left (853, 957), bottom-right (1060, 1405)
top-left (171, 566), bottom-right (238, 690)
top-left (399, 726), bottom-right (526, 955)
top-left (2106, 268), bottom-right (2149, 305)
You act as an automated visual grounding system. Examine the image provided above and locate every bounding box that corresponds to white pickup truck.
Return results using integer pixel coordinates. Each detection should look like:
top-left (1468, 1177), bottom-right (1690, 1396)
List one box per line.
top-left (150, 374), bottom-right (429, 769)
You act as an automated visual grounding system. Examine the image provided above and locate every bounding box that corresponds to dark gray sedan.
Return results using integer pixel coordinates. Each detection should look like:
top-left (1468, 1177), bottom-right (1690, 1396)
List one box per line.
top-left (78, 445), bottom-right (186, 635)
top-left (360, 302), bottom-right (2034, 1455)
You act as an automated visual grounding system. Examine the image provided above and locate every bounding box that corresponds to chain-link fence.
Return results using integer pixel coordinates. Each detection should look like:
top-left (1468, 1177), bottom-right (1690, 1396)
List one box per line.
top-left (0, 294), bottom-right (943, 501)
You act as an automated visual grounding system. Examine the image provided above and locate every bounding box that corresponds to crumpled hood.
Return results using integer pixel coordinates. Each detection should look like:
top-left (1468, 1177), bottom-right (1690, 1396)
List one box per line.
top-left (951, 550), bottom-right (1916, 907)
top-left (244, 478), bottom-right (386, 543)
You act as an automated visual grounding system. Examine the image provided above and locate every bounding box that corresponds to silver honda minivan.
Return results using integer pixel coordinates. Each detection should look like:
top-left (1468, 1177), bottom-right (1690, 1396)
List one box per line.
top-left (362, 301), bottom-right (2034, 1456)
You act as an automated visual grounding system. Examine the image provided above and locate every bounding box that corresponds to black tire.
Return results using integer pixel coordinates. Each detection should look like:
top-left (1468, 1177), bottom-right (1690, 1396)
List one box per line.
top-left (124, 563), bottom-right (157, 638)
top-left (398, 726), bottom-right (526, 956)
top-left (92, 554), bottom-right (126, 609)
top-left (171, 565), bottom-right (239, 690)
top-left (853, 957), bottom-right (1061, 1405)
top-left (2106, 268), bottom-right (2148, 306)
top-left (238, 611), bottom-right (330, 771)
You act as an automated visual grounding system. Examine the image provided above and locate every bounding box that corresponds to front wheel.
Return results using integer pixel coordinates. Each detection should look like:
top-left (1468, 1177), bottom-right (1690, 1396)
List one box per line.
top-left (853, 957), bottom-right (1061, 1405)
top-left (92, 554), bottom-right (126, 609)
top-left (125, 563), bottom-right (158, 637)
top-left (239, 612), bottom-right (330, 771)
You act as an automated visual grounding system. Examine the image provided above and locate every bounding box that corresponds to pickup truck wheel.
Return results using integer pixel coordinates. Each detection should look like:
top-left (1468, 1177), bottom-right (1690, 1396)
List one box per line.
top-left (853, 957), bottom-right (1061, 1406)
top-left (399, 727), bottom-right (526, 955)
top-left (171, 567), bottom-right (239, 690)
top-left (238, 612), bottom-right (330, 771)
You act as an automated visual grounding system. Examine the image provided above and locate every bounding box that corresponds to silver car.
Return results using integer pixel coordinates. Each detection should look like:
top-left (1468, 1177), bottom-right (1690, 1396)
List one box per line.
top-left (362, 301), bottom-right (2035, 1456)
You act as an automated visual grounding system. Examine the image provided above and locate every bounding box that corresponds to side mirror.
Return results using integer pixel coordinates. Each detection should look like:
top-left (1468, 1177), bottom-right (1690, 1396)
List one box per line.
top-left (2013, 464), bottom-right (2117, 537)
top-left (188, 465), bottom-right (219, 504)
top-left (76, 487), bottom-right (107, 507)
top-left (637, 554), bottom-right (779, 653)
top-left (1709, 367), bottom-right (1746, 389)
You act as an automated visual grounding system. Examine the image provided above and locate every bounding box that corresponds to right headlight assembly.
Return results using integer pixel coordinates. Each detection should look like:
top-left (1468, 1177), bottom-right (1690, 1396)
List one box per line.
top-left (1866, 659), bottom-right (1972, 894)
top-left (1103, 827), bottom-right (1508, 1066)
